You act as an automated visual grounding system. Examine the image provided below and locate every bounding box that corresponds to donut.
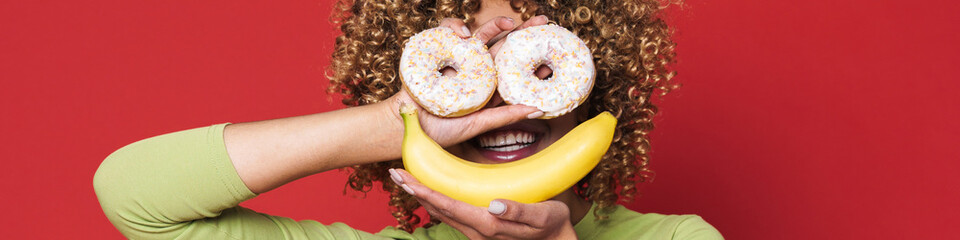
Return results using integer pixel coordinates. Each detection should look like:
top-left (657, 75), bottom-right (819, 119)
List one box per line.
top-left (400, 27), bottom-right (497, 117)
top-left (495, 25), bottom-right (596, 119)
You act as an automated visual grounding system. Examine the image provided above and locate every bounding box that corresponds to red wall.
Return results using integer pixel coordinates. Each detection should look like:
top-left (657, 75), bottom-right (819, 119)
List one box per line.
top-left (2, 0), bottom-right (958, 239)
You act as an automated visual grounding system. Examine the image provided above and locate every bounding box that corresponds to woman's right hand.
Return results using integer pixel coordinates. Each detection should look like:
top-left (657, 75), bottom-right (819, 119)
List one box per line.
top-left (381, 89), bottom-right (535, 148)
top-left (380, 15), bottom-right (550, 148)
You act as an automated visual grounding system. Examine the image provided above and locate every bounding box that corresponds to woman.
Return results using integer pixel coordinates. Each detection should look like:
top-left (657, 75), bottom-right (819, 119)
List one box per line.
top-left (94, 0), bottom-right (722, 239)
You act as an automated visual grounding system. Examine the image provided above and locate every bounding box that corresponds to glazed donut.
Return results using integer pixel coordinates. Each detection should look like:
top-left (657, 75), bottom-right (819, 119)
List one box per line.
top-left (400, 27), bottom-right (497, 117)
top-left (495, 25), bottom-right (596, 119)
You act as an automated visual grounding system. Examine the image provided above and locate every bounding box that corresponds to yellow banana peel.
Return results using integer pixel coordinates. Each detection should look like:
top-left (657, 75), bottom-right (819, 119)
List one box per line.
top-left (400, 104), bottom-right (617, 207)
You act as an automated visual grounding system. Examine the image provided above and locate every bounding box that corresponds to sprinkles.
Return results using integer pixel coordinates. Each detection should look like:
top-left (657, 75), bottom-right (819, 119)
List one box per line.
top-left (495, 25), bottom-right (596, 119)
top-left (400, 25), bottom-right (595, 119)
top-left (399, 27), bottom-right (497, 117)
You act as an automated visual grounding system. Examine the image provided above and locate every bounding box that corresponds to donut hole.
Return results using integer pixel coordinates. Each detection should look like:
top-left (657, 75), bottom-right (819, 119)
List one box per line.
top-left (439, 66), bottom-right (458, 77)
top-left (534, 64), bottom-right (553, 80)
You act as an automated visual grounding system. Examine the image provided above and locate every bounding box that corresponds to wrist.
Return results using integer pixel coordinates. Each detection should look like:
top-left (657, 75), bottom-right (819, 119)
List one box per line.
top-left (312, 99), bottom-right (405, 170)
top-left (381, 95), bottom-right (405, 137)
top-left (368, 95), bottom-right (405, 160)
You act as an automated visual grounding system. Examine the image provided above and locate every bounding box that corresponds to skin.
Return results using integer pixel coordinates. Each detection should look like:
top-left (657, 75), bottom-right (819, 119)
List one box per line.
top-left (224, 1), bottom-right (587, 239)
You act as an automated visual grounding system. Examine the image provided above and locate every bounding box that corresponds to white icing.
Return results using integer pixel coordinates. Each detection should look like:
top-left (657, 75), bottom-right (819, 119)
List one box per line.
top-left (495, 25), bottom-right (595, 118)
top-left (400, 27), bottom-right (497, 117)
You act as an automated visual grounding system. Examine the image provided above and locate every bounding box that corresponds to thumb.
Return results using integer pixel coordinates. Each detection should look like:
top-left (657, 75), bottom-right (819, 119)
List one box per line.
top-left (459, 104), bottom-right (542, 138)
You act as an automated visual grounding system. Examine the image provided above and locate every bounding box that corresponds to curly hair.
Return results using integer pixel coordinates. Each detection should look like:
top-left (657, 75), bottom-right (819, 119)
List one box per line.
top-left (327, 0), bottom-right (678, 232)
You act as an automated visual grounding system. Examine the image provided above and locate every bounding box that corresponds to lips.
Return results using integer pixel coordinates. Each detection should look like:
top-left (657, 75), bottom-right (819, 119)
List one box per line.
top-left (472, 121), bottom-right (546, 163)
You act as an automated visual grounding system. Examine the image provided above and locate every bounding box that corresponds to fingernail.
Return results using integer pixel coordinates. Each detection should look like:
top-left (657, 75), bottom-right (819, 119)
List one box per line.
top-left (505, 17), bottom-right (516, 26)
top-left (389, 169), bottom-right (403, 185)
top-left (526, 111), bottom-right (544, 119)
top-left (488, 200), bottom-right (506, 215)
top-left (401, 184), bottom-right (416, 196)
top-left (538, 15), bottom-right (548, 22)
top-left (460, 26), bottom-right (471, 37)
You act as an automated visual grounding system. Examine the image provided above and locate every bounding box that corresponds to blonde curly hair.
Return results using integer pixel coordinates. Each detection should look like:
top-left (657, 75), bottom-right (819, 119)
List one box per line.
top-left (327, 0), bottom-right (678, 232)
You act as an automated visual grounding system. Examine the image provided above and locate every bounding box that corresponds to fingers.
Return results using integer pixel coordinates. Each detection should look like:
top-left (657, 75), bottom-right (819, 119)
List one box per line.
top-left (445, 15), bottom-right (549, 43)
top-left (439, 18), bottom-right (471, 38)
top-left (459, 104), bottom-right (542, 143)
top-left (403, 188), bottom-right (486, 238)
top-left (534, 64), bottom-right (553, 79)
top-left (390, 169), bottom-right (564, 238)
top-left (489, 15), bottom-right (549, 59)
top-left (390, 169), bottom-right (493, 236)
top-left (388, 169), bottom-right (450, 222)
top-left (391, 169), bottom-right (489, 226)
top-left (488, 15), bottom-right (549, 45)
top-left (416, 198), bottom-right (489, 239)
top-left (515, 15), bottom-right (550, 32)
top-left (489, 199), bottom-right (570, 228)
top-left (392, 170), bottom-right (482, 219)
top-left (439, 66), bottom-right (457, 77)
top-left (473, 17), bottom-right (516, 44)
top-left (460, 104), bottom-right (543, 139)
top-left (439, 15), bottom-right (551, 72)
top-left (477, 103), bottom-right (544, 121)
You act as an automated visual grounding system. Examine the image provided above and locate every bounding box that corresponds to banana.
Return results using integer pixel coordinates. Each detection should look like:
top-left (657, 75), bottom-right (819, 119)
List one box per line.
top-left (400, 104), bottom-right (617, 207)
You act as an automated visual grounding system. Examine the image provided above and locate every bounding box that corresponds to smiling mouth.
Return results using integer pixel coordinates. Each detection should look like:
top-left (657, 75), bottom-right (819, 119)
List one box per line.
top-left (474, 130), bottom-right (540, 162)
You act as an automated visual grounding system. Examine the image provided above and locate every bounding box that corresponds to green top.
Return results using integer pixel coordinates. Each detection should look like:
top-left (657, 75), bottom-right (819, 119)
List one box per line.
top-left (94, 124), bottom-right (723, 239)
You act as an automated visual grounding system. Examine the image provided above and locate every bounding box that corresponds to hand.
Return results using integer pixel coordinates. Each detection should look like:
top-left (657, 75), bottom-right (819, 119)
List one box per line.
top-left (439, 16), bottom-right (553, 79)
top-left (380, 90), bottom-right (539, 148)
top-left (389, 169), bottom-right (578, 240)
top-left (381, 16), bottom-right (554, 147)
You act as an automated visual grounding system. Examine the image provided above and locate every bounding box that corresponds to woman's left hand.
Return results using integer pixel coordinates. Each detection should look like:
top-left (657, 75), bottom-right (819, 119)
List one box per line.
top-left (389, 169), bottom-right (578, 240)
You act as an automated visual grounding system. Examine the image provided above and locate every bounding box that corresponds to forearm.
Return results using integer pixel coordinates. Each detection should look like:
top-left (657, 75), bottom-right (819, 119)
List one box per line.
top-left (225, 98), bottom-right (402, 193)
top-left (93, 123), bottom-right (392, 239)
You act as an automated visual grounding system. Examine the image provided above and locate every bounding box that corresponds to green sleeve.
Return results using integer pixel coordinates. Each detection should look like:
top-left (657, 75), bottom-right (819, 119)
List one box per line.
top-left (574, 204), bottom-right (723, 240)
top-left (93, 124), bottom-right (392, 239)
top-left (673, 216), bottom-right (724, 240)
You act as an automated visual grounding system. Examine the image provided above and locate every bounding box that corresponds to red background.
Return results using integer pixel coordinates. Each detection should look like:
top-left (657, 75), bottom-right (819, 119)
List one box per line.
top-left (2, 0), bottom-right (958, 239)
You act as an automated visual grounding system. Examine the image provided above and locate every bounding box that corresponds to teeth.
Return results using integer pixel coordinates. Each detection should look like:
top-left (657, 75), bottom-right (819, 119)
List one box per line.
top-left (487, 143), bottom-right (532, 152)
top-left (478, 131), bottom-right (538, 148)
